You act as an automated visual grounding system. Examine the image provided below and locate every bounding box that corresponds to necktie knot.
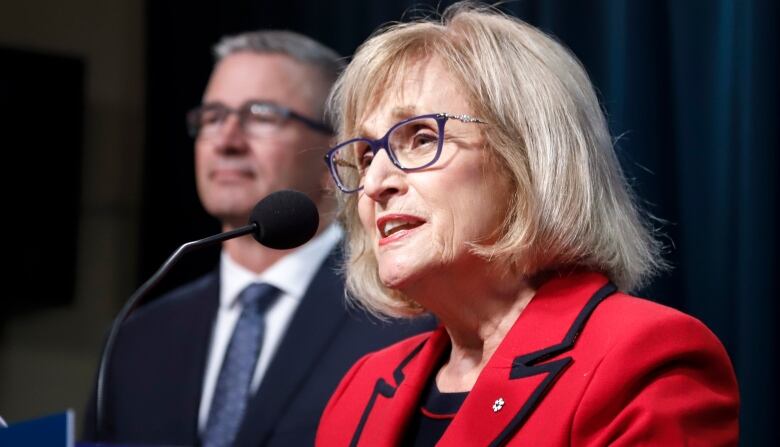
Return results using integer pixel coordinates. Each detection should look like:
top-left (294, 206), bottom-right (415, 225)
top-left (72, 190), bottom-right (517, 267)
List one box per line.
top-left (238, 283), bottom-right (280, 314)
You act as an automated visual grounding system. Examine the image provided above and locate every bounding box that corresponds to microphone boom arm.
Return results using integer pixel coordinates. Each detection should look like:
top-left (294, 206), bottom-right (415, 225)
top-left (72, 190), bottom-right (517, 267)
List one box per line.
top-left (95, 223), bottom-right (257, 437)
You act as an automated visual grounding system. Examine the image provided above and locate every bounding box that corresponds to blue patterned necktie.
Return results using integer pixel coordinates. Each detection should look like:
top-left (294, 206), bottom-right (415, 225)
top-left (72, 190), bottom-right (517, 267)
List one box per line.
top-left (202, 283), bottom-right (281, 447)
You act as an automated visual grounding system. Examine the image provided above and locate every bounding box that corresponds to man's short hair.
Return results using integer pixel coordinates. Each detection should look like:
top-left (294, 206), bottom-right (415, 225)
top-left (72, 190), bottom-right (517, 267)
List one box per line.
top-left (214, 30), bottom-right (343, 90)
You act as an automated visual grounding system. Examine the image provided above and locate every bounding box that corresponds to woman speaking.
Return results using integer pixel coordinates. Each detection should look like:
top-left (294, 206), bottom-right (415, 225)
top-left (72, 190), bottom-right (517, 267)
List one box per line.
top-left (317, 3), bottom-right (739, 446)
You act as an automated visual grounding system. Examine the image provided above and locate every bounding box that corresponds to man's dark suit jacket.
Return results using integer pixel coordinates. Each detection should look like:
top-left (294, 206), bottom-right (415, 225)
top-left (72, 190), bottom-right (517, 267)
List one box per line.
top-left (83, 248), bottom-right (435, 446)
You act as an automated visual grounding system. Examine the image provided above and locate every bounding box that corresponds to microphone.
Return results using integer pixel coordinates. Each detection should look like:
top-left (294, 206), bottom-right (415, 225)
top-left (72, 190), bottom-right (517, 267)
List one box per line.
top-left (94, 189), bottom-right (319, 438)
top-left (250, 188), bottom-right (320, 249)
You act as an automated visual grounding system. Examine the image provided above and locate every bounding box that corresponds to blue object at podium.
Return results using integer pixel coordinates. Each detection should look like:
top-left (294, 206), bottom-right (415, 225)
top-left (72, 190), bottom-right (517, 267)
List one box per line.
top-left (0, 410), bottom-right (73, 447)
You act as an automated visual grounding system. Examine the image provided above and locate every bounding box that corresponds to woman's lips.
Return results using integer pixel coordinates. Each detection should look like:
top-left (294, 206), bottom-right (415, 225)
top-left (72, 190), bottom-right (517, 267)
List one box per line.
top-left (376, 214), bottom-right (426, 246)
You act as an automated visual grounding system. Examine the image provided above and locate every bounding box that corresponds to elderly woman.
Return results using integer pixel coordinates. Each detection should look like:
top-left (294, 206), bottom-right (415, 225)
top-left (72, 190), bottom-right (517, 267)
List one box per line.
top-left (317, 4), bottom-right (739, 446)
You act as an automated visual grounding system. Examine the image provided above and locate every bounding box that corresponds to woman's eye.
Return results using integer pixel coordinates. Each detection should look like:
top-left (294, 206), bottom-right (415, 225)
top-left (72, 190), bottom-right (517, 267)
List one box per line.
top-left (411, 132), bottom-right (438, 148)
top-left (359, 148), bottom-right (374, 169)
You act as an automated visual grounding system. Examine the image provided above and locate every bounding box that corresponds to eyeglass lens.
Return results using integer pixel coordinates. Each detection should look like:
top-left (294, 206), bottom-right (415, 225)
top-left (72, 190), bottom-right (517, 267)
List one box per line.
top-left (193, 103), bottom-right (285, 138)
top-left (331, 116), bottom-right (442, 191)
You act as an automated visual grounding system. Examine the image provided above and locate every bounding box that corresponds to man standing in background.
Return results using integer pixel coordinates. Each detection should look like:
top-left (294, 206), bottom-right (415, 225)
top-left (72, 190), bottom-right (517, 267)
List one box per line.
top-left (83, 30), bottom-right (434, 447)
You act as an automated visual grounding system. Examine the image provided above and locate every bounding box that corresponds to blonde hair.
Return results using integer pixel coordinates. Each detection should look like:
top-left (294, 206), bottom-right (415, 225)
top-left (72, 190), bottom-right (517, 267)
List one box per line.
top-left (328, 2), bottom-right (667, 318)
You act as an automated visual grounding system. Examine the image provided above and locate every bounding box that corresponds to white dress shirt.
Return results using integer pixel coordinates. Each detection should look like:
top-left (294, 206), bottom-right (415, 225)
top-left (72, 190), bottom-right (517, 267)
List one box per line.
top-left (197, 224), bottom-right (343, 432)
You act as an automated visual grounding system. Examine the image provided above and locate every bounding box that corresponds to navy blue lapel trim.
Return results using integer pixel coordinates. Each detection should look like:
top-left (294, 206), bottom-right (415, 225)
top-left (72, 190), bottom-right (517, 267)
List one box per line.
top-left (350, 339), bottom-right (428, 447)
top-left (489, 282), bottom-right (617, 446)
top-left (234, 247), bottom-right (347, 447)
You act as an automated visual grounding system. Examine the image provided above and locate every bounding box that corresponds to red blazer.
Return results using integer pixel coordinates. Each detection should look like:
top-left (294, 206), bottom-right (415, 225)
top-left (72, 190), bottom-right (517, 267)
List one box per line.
top-left (316, 273), bottom-right (739, 446)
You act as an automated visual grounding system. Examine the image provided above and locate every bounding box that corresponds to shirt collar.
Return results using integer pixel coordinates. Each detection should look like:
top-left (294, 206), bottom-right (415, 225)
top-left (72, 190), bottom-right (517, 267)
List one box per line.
top-left (220, 223), bottom-right (343, 309)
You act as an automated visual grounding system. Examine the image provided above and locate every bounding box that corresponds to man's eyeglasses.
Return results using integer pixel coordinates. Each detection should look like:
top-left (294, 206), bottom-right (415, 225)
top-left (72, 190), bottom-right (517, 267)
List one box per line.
top-left (323, 113), bottom-right (487, 193)
top-left (186, 101), bottom-right (333, 139)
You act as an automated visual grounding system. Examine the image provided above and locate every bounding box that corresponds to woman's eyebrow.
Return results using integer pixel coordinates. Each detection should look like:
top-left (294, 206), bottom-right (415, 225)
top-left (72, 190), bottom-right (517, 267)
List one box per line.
top-left (353, 105), bottom-right (419, 139)
top-left (390, 105), bottom-right (416, 119)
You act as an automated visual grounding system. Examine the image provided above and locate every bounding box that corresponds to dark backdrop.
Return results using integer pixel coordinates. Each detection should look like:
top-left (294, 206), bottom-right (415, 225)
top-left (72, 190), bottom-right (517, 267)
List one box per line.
top-left (1, 47), bottom-right (84, 315)
top-left (141, 0), bottom-right (778, 443)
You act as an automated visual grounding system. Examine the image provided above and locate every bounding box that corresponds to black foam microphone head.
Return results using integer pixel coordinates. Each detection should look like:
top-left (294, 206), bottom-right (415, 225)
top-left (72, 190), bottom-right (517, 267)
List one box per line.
top-left (249, 190), bottom-right (320, 250)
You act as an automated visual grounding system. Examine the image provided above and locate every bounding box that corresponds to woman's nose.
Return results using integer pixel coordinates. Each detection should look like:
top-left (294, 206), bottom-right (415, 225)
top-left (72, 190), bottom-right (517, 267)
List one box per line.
top-left (361, 149), bottom-right (407, 202)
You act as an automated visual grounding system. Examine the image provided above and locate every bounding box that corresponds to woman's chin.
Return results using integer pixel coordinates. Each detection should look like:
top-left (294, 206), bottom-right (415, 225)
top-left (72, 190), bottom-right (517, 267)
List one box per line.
top-left (378, 270), bottom-right (412, 291)
top-left (376, 247), bottom-right (457, 293)
top-left (377, 262), bottom-right (425, 292)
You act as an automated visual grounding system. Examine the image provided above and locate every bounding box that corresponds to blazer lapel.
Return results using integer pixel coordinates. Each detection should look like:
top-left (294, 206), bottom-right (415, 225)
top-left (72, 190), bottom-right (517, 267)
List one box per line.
top-left (351, 328), bottom-right (450, 447)
top-left (153, 271), bottom-right (219, 442)
top-left (234, 248), bottom-right (348, 446)
top-left (439, 273), bottom-right (615, 446)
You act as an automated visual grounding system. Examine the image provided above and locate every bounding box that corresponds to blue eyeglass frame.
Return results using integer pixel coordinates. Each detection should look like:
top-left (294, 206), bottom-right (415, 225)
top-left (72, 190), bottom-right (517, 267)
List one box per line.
top-left (323, 112), bottom-right (486, 193)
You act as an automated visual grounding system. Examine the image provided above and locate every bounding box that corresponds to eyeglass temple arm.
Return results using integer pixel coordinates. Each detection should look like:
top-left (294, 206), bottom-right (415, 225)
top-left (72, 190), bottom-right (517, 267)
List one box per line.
top-left (289, 110), bottom-right (333, 134)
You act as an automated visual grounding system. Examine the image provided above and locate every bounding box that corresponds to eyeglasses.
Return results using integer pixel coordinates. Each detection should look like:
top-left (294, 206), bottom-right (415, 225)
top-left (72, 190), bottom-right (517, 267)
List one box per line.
top-left (186, 100), bottom-right (333, 139)
top-left (323, 113), bottom-right (487, 193)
